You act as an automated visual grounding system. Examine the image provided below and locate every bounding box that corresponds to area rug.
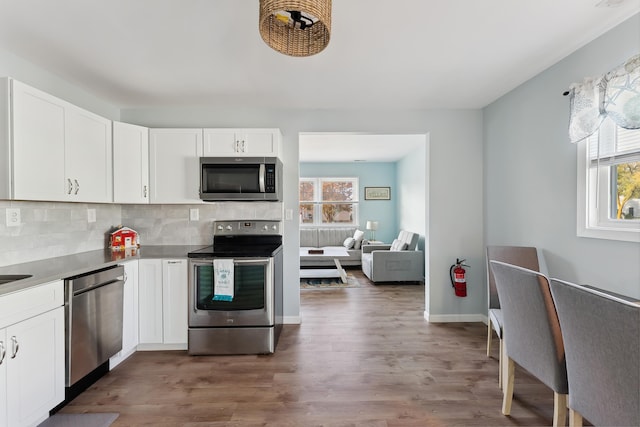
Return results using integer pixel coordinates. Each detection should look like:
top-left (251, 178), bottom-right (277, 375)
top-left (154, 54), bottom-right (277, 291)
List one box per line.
top-left (300, 274), bottom-right (367, 289)
top-left (38, 413), bottom-right (119, 427)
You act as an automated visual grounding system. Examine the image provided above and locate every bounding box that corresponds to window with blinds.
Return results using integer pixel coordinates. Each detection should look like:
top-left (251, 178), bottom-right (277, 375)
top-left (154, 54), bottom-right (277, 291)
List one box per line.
top-left (586, 117), bottom-right (640, 223)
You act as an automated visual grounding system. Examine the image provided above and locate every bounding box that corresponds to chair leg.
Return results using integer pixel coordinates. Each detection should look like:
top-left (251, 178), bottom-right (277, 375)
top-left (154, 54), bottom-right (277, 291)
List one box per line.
top-left (569, 409), bottom-right (583, 427)
top-left (553, 392), bottom-right (567, 427)
top-left (487, 319), bottom-right (493, 357)
top-left (498, 337), bottom-right (503, 389)
top-left (501, 354), bottom-right (514, 415)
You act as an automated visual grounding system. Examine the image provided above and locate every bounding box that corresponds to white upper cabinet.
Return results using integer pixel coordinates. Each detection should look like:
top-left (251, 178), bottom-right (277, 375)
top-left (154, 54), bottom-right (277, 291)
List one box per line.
top-left (113, 121), bottom-right (149, 204)
top-left (203, 128), bottom-right (281, 157)
top-left (64, 104), bottom-right (112, 202)
top-left (2, 78), bottom-right (113, 202)
top-left (9, 80), bottom-right (66, 201)
top-left (149, 128), bottom-right (203, 204)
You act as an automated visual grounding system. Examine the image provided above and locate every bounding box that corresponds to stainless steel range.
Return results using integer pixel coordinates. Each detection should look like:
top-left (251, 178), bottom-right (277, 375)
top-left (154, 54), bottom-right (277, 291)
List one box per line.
top-left (187, 220), bottom-right (283, 355)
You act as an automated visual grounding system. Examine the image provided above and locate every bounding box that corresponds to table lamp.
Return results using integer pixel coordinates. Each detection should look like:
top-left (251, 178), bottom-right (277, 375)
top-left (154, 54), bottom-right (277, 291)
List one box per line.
top-left (366, 220), bottom-right (378, 241)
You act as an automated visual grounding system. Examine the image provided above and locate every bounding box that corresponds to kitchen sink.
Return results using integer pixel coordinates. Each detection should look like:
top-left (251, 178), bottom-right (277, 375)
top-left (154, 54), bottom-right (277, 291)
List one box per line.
top-left (0, 274), bottom-right (32, 285)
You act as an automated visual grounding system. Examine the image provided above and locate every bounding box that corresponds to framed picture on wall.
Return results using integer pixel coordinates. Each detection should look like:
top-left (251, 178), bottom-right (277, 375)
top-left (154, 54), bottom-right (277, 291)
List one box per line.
top-left (365, 187), bottom-right (391, 200)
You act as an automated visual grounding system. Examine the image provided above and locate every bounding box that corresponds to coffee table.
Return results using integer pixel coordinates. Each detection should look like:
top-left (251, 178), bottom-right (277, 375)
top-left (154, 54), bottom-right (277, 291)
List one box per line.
top-left (299, 247), bottom-right (349, 283)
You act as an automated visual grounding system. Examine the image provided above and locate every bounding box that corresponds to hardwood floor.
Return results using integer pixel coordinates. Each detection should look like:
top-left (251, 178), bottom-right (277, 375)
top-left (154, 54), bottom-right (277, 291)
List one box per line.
top-left (61, 269), bottom-right (558, 426)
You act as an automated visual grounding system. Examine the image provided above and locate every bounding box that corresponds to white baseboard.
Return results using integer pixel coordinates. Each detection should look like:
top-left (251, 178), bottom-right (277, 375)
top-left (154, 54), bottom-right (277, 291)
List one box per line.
top-left (283, 315), bottom-right (301, 324)
top-left (424, 311), bottom-right (487, 323)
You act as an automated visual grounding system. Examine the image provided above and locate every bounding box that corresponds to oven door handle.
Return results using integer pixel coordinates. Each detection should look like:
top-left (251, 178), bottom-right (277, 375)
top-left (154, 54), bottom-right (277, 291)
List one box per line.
top-left (232, 258), bottom-right (270, 265)
top-left (259, 163), bottom-right (266, 193)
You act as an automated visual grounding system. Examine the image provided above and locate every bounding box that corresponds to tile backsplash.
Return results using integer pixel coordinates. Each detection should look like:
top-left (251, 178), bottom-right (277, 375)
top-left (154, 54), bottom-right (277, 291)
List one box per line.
top-left (0, 201), bottom-right (121, 267)
top-left (121, 202), bottom-right (283, 246)
top-left (1, 201), bottom-right (283, 267)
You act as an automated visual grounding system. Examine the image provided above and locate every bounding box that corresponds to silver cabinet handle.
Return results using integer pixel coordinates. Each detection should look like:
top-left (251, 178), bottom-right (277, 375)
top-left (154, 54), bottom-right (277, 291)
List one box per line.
top-left (67, 178), bottom-right (73, 194)
top-left (241, 140), bottom-right (246, 152)
top-left (143, 185), bottom-right (148, 198)
top-left (0, 341), bottom-right (5, 365)
top-left (10, 336), bottom-right (18, 359)
top-left (167, 260), bottom-right (182, 264)
top-left (74, 179), bottom-right (80, 195)
top-left (235, 140), bottom-right (240, 152)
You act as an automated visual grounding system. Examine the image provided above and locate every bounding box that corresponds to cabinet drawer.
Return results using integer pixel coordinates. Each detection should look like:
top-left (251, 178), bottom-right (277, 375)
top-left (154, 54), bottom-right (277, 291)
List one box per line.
top-left (0, 280), bottom-right (64, 329)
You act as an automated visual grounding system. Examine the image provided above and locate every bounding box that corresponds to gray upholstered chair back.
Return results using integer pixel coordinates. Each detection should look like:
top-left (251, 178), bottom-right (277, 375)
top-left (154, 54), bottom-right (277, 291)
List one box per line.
top-left (550, 278), bottom-right (640, 427)
top-left (397, 230), bottom-right (419, 250)
top-left (489, 261), bottom-right (568, 395)
top-left (486, 246), bottom-right (545, 310)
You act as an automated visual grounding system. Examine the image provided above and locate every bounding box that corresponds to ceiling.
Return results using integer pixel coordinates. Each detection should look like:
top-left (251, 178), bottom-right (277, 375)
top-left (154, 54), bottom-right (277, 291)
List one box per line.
top-left (0, 0), bottom-right (638, 112)
top-left (0, 1), bottom-right (637, 162)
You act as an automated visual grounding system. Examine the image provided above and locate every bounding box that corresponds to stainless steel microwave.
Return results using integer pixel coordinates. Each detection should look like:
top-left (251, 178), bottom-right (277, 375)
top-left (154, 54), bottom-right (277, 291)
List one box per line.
top-left (199, 157), bottom-right (282, 201)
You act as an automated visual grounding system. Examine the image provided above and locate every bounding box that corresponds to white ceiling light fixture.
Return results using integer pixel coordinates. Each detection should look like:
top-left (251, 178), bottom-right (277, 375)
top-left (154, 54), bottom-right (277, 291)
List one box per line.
top-left (259, 0), bottom-right (332, 57)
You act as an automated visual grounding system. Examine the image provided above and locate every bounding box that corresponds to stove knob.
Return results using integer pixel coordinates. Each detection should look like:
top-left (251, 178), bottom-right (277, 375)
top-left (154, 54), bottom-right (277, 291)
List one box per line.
top-left (271, 225), bottom-right (277, 230)
top-left (226, 225), bottom-right (233, 231)
top-left (217, 225), bottom-right (224, 230)
top-left (263, 225), bottom-right (269, 231)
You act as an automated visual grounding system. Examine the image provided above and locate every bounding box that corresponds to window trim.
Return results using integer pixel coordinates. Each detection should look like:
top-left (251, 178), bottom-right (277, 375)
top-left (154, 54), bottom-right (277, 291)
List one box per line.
top-left (299, 177), bottom-right (359, 227)
top-left (577, 140), bottom-right (640, 243)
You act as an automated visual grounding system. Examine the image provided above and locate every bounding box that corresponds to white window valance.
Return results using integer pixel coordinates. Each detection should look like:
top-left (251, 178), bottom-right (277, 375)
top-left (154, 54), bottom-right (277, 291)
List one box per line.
top-left (568, 53), bottom-right (640, 143)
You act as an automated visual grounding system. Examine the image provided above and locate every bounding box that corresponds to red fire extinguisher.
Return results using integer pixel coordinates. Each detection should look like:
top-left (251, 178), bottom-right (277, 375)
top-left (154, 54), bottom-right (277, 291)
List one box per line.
top-left (450, 258), bottom-right (469, 297)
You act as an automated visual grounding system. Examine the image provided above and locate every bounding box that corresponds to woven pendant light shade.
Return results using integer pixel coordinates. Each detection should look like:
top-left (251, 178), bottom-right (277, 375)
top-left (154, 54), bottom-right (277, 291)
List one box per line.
top-left (259, 0), bottom-right (331, 57)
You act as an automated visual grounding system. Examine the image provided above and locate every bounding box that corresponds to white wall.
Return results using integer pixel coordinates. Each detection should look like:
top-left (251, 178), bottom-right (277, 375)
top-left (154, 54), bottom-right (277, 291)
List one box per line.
top-left (484, 14), bottom-right (640, 298)
top-left (121, 108), bottom-right (485, 321)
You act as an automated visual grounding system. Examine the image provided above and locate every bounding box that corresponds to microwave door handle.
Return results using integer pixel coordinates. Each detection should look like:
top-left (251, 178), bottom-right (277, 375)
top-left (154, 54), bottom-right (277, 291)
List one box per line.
top-left (259, 163), bottom-right (266, 193)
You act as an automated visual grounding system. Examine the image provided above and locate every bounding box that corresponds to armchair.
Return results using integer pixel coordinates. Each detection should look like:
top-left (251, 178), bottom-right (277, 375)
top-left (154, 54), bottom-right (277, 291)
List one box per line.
top-left (361, 230), bottom-right (424, 283)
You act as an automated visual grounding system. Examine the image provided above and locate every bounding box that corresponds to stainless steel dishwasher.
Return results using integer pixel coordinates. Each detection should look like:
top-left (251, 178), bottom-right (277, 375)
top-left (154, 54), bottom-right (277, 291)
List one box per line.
top-left (64, 265), bottom-right (124, 387)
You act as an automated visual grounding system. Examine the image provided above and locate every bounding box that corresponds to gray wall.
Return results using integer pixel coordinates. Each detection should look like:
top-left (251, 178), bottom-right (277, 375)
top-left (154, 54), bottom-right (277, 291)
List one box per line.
top-left (484, 13), bottom-right (640, 298)
top-left (0, 47), bottom-right (119, 119)
top-left (121, 108), bottom-right (485, 322)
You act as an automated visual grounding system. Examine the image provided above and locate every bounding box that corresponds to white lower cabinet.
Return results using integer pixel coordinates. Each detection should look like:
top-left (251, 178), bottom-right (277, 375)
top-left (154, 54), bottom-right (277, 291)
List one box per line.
top-left (109, 260), bottom-right (139, 369)
top-left (138, 259), bottom-right (188, 349)
top-left (0, 280), bottom-right (65, 427)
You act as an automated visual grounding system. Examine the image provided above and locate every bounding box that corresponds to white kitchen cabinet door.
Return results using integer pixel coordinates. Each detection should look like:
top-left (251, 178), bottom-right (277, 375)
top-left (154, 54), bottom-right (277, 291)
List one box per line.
top-left (5, 306), bottom-right (64, 427)
top-left (138, 259), bottom-right (163, 344)
top-left (149, 129), bottom-right (203, 204)
top-left (162, 259), bottom-right (188, 345)
top-left (64, 105), bottom-right (113, 202)
top-left (113, 121), bottom-right (149, 204)
top-left (10, 80), bottom-right (66, 201)
top-left (203, 128), bottom-right (280, 157)
top-left (110, 260), bottom-right (139, 368)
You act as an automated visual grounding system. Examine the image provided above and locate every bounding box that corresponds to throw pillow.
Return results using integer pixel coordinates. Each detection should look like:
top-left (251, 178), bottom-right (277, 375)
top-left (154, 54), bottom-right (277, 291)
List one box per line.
top-left (343, 237), bottom-right (355, 249)
top-left (390, 239), bottom-right (408, 251)
top-left (353, 229), bottom-right (365, 249)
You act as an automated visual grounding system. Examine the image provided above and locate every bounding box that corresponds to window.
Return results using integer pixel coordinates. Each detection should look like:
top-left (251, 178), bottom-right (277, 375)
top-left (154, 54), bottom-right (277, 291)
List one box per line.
top-left (578, 117), bottom-right (640, 242)
top-left (299, 178), bottom-right (359, 225)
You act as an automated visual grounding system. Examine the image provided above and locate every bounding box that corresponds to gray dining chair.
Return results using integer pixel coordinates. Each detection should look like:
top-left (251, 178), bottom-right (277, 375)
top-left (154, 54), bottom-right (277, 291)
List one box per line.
top-left (550, 278), bottom-right (640, 427)
top-left (486, 245), bottom-right (547, 388)
top-left (490, 260), bottom-right (568, 427)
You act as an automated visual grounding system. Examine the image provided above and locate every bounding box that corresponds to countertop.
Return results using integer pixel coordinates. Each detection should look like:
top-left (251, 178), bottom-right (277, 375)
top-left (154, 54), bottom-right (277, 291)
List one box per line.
top-left (0, 245), bottom-right (207, 296)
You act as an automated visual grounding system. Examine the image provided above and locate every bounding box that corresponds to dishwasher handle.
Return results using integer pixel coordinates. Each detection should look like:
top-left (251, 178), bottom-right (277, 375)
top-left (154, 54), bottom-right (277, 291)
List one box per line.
top-left (72, 277), bottom-right (124, 297)
top-left (66, 265), bottom-right (125, 296)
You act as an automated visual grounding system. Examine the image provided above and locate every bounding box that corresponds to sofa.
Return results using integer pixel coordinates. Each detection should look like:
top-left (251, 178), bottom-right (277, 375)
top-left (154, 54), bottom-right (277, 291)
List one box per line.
top-left (361, 230), bottom-right (424, 283)
top-left (300, 227), bottom-right (365, 267)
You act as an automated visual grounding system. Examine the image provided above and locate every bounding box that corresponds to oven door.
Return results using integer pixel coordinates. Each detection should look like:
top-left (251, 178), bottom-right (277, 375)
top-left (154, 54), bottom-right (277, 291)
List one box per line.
top-left (188, 257), bottom-right (274, 327)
